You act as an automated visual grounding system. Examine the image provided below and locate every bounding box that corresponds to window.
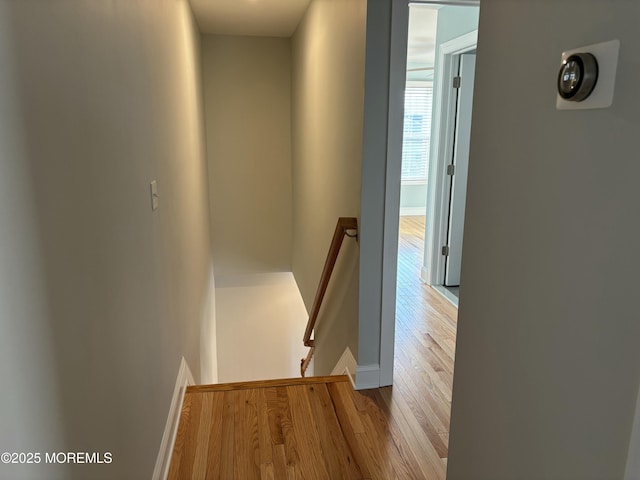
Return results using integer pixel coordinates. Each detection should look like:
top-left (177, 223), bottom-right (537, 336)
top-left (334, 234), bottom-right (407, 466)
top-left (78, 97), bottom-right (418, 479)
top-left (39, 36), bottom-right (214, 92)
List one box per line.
top-left (401, 83), bottom-right (433, 183)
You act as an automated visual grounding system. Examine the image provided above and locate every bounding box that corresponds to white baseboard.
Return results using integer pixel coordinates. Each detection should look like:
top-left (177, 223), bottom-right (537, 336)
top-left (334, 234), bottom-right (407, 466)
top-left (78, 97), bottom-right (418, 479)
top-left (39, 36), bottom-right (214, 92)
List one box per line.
top-left (432, 285), bottom-right (459, 308)
top-left (355, 364), bottom-right (381, 390)
top-left (420, 266), bottom-right (430, 284)
top-left (332, 347), bottom-right (357, 388)
top-left (307, 354), bottom-right (315, 378)
top-left (152, 357), bottom-right (195, 480)
top-left (400, 207), bottom-right (426, 217)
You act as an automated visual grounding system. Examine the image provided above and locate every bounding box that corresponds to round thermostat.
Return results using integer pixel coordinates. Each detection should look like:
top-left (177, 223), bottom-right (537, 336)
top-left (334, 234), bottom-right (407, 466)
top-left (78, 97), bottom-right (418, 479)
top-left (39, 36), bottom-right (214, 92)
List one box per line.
top-left (557, 53), bottom-right (599, 101)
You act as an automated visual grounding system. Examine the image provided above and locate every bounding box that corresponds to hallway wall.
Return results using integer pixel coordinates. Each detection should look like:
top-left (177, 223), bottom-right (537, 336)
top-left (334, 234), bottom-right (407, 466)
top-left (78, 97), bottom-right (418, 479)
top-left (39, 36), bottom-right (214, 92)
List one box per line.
top-left (290, 0), bottom-right (366, 375)
top-left (447, 1), bottom-right (640, 478)
top-left (0, 1), bottom-right (213, 478)
top-left (202, 35), bottom-right (293, 277)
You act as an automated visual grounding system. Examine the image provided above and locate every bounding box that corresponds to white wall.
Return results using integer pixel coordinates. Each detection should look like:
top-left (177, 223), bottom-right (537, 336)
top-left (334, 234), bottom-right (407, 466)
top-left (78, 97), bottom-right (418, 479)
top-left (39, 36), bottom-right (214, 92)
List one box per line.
top-left (400, 183), bottom-right (427, 215)
top-left (290, 0), bottom-right (366, 375)
top-left (214, 273), bottom-right (309, 382)
top-left (447, 1), bottom-right (640, 479)
top-left (0, 1), bottom-right (214, 478)
top-left (202, 35), bottom-right (293, 277)
top-left (200, 269), bottom-right (219, 385)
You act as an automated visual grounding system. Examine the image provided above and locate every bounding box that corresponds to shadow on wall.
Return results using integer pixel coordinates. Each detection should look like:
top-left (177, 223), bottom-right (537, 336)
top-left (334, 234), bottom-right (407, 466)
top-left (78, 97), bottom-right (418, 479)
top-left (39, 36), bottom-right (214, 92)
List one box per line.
top-left (0, 3), bottom-right (70, 478)
top-left (312, 239), bottom-right (360, 376)
top-left (0, 2), bottom-right (214, 479)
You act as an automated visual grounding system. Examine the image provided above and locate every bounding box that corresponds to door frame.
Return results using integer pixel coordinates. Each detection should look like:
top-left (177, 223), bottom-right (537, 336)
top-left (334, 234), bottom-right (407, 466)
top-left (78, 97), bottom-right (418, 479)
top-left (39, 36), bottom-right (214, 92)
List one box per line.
top-left (423, 30), bottom-right (478, 287)
top-left (378, 0), bottom-right (410, 387)
top-left (379, 21), bottom-right (477, 386)
top-left (443, 51), bottom-right (476, 288)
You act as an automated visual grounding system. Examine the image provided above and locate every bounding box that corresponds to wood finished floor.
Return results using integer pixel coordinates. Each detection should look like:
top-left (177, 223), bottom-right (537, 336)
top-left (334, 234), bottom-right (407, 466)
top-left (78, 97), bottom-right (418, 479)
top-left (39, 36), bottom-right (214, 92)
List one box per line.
top-left (168, 216), bottom-right (458, 479)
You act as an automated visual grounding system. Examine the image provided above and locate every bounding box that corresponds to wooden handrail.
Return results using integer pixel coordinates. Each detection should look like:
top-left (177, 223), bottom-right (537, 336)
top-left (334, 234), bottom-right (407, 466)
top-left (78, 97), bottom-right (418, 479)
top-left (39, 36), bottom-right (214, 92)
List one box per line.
top-left (301, 217), bottom-right (358, 376)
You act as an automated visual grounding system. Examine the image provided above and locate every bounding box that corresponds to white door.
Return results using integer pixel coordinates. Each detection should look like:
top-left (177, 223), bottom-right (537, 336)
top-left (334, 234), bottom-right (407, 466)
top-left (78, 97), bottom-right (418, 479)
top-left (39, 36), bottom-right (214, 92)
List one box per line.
top-left (444, 53), bottom-right (476, 286)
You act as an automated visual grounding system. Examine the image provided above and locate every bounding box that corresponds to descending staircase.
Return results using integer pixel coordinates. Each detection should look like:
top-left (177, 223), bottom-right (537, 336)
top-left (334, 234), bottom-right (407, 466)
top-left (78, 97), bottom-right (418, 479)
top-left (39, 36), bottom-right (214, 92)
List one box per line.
top-left (167, 219), bottom-right (370, 478)
top-left (167, 375), bottom-right (393, 479)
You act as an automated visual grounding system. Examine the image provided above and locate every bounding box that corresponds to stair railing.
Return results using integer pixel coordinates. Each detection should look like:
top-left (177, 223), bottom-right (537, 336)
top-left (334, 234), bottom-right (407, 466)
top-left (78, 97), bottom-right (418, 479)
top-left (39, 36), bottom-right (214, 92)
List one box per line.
top-left (301, 217), bottom-right (358, 377)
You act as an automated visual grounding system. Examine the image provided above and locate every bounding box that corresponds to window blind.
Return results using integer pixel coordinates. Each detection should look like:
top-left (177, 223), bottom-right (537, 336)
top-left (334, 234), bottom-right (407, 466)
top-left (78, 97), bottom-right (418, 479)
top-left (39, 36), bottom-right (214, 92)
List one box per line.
top-left (401, 85), bottom-right (433, 182)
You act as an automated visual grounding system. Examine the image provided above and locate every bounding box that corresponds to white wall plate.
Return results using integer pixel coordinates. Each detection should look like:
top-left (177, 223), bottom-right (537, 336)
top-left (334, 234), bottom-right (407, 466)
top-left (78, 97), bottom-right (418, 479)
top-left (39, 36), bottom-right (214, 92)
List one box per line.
top-left (556, 39), bottom-right (620, 110)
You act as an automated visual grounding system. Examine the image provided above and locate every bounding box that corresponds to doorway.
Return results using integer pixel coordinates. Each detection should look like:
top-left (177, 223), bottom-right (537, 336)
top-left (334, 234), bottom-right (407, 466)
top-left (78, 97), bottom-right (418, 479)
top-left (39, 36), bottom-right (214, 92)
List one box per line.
top-left (396, 4), bottom-right (438, 323)
top-left (422, 31), bottom-right (477, 309)
top-left (379, 0), bottom-right (479, 390)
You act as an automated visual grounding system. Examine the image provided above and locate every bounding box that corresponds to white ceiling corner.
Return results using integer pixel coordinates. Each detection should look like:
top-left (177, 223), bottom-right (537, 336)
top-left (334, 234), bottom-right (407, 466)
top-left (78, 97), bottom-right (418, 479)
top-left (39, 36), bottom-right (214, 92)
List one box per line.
top-left (189, 0), bottom-right (311, 37)
top-left (189, 0), bottom-right (438, 79)
top-left (407, 5), bottom-right (438, 69)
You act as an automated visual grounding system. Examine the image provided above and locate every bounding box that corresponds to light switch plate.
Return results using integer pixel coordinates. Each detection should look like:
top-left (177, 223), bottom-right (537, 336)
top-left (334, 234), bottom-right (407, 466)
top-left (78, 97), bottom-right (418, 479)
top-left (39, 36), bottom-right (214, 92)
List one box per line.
top-left (556, 39), bottom-right (620, 110)
top-left (150, 180), bottom-right (159, 211)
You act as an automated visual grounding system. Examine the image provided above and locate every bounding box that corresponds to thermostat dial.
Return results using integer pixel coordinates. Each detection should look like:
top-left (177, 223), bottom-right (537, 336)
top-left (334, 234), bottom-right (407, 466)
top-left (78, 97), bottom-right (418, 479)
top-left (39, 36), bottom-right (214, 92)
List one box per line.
top-left (557, 53), bottom-right (598, 102)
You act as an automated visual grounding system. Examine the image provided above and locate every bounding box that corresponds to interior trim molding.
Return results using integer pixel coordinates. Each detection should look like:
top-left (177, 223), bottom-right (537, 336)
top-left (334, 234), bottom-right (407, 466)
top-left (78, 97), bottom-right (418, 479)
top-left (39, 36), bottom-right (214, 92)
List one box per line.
top-left (400, 206), bottom-right (427, 217)
top-left (355, 364), bottom-right (381, 390)
top-left (152, 357), bottom-right (195, 480)
top-left (332, 346), bottom-right (358, 388)
top-left (624, 385), bottom-right (640, 479)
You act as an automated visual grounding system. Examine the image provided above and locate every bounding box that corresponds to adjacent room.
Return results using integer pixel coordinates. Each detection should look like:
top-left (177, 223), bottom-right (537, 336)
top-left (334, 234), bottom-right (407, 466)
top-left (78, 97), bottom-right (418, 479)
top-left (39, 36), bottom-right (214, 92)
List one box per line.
top-left (393, 1), bottom-right (479, 460)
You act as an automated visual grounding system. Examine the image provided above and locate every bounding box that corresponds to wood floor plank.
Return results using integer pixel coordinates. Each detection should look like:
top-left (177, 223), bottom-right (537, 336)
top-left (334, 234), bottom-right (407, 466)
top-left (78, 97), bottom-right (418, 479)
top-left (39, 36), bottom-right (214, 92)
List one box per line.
top-left (398, 308), bottom-right (456, 363)
top-left (219, 391), bottom-right (236, 479)
top-left (286, 385), bottom-right (331, 480)
top-left (394, 340), bottom-right (451, 434)
top-left (205, 393), bottom-right (224, 480)
top-left (391, 372), bottom-right (449, 457)
top-left (354, 431), bottom-right (389, 479)
top-left (355, 413), bottom-right (399, 479)
top-left (304, 384), bottom-right (362, 479)
top-left (310, 384), bottom-right (363, 479)
top-left (330, 381), bottom-right (365, 433)
top-left (327, 381), bottom-right (372, 479)
top-left (397, 315), bottom-right (455, 378)
top-left (168, 393), bottom-right (192, 480)
top-left (335, 381), bottom-right (397, 479)
top-left (355, 389), bottom-right (418, 479)
top-left (265, 387), bottom-right (285, 446)
top-left (233, 390), bottom-right (249, 480)
top-left (257, 388), bottom-right (274, 467)
top-left (178, 391), bottom-right (202, 479)
top-left (260, 462), bottom-right (275, 480)
top-left (243, 388), bottom-right (261, 479)
top-left (272, 444), bottom-right (288, 480)
top-left (378, 386), bottom-right (446, 480)
top-left (362, 388), bottom-right (427, 480)
top-left (276, 386), bottom-right (304, 479)
top-left (423, 332), bottom-right (455, 375)
top-left (192, 391), bottom-right (214, 478)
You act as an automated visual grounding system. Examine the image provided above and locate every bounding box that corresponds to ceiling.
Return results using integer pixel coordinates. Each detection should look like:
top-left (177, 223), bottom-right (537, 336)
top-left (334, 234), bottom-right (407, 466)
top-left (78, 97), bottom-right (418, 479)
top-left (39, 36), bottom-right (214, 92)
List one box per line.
top-left (407, 5), bottom-right (439, 81)
top-left (190, 0), bottom-right (312, 37)
top-left (189, 0), bottom-right (438, 80)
